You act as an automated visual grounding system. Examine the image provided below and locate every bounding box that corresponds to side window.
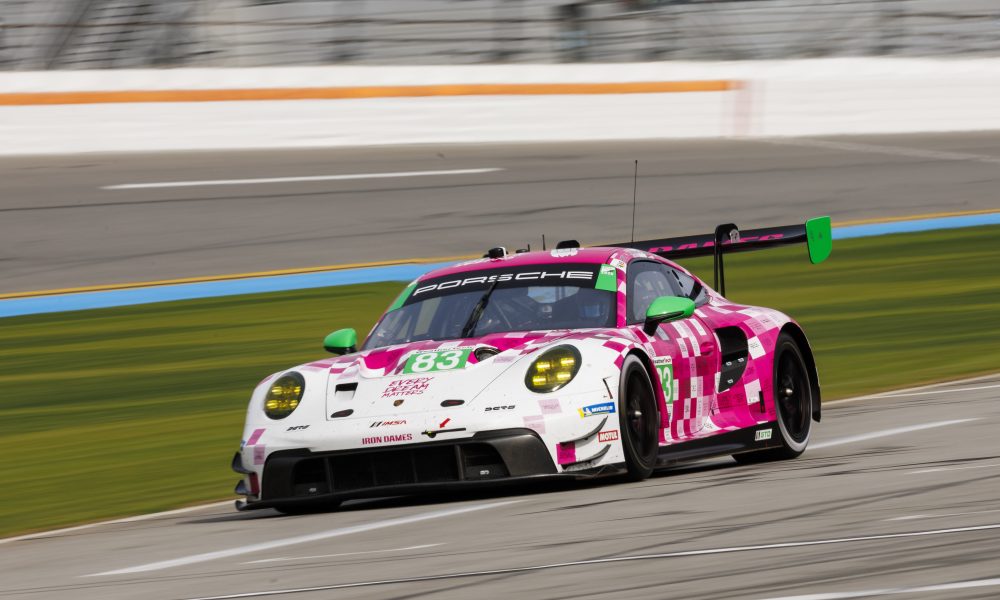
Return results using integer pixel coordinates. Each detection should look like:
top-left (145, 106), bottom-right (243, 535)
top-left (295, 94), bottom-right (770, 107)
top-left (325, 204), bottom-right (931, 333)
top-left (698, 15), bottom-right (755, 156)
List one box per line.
top-left (626, 261), bottom-right (682, 324)
top-left (669, 268), bottom-right (708, 307)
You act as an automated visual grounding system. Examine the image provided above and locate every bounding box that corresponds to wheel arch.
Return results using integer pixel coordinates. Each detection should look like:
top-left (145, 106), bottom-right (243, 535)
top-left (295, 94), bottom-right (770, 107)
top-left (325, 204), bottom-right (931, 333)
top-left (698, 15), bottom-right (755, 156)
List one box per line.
top-left (622, 347), bottom-right (668, 419)
top-left (779, 323), bottom-right (821, 422)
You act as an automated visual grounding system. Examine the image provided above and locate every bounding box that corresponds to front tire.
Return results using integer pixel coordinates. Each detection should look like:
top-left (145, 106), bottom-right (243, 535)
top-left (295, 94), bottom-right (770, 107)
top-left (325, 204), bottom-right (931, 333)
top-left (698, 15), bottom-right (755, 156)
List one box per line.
top-left (734, 332), bottom-right (813, 464)
top-left (618, 355), bottom-right (660, 481)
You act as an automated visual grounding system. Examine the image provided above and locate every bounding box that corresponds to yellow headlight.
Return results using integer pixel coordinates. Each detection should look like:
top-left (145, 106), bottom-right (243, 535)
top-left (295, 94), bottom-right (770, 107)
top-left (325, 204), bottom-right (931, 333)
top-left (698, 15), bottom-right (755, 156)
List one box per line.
top-left (525, 345), bottom-right (581, 393)
top-left (264, 373), bottom-right (305, 420)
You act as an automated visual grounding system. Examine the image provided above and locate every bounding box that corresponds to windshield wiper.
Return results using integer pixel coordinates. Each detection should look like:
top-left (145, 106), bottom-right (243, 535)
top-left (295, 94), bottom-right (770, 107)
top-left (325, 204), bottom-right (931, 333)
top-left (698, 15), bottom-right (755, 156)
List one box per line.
top-left (460, 279), bottom-right (500, 338)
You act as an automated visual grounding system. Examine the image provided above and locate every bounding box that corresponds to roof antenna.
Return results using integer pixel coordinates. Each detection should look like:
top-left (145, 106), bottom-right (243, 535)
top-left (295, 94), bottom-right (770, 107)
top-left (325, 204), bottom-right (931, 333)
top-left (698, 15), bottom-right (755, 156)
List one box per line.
top-left (630, 160), bottom-right (638, 243)
top-left (542, 234), bottom-right (546, 251)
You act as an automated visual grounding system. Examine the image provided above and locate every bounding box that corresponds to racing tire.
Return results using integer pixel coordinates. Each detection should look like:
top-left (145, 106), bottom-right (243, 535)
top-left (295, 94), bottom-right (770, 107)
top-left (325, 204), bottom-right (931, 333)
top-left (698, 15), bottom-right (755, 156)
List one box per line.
top-left (618, 355), bottom-right (660, 481)
top-left (733, 332), bottom-right (813, 464)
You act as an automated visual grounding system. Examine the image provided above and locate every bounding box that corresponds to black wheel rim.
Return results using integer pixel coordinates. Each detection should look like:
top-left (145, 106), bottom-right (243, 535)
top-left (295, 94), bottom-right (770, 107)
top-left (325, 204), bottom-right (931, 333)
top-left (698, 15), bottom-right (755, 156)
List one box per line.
top-left (626, 370), bottom-right (658, 463)
top-left (776, 349), bottom-right (810, 443)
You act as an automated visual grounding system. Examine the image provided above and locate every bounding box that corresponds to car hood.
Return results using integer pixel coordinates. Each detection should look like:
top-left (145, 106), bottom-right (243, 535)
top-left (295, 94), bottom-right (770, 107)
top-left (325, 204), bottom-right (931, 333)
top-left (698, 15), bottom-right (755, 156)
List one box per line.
top-left (307, 331), bottom-right (577, 420)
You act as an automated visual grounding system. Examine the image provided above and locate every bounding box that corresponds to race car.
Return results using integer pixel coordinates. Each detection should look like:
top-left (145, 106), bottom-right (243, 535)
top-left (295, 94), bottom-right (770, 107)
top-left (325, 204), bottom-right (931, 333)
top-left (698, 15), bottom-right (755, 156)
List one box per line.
top-left (232, 217), bottom-right (832, 513)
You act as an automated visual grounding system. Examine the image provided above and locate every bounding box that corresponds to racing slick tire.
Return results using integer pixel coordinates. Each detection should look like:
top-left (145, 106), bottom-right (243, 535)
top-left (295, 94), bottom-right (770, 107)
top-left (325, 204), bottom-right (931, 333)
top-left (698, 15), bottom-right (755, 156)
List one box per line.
top-left (619, 355), bottom-right (660, 481)
top-left (734, 332), bottom-right (813, 464)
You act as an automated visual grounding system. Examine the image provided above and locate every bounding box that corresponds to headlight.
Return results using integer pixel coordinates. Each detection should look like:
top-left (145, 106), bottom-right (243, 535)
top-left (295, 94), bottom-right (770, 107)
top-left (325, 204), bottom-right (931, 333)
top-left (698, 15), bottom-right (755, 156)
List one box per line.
top-left (264, 372), bottom-right (305, 419)
top-left (525, 345), bottom-right (581, 393)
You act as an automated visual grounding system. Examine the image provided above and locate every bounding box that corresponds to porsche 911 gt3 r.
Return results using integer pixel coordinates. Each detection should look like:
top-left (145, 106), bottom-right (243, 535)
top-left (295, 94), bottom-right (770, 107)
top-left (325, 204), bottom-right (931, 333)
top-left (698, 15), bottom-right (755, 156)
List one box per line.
top-left (232, 218), bottom-right (832, 513)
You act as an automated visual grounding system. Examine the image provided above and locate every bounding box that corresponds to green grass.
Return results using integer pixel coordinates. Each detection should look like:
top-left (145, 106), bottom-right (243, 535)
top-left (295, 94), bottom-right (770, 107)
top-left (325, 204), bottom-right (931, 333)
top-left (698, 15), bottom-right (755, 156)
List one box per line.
top-left (2, 225), bottom-right (999, 536)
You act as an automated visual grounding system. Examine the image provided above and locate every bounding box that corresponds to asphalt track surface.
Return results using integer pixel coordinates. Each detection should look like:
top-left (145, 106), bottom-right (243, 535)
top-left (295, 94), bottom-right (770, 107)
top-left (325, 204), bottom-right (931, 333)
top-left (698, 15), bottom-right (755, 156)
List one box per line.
top-left (4, 132), bottom-right (1000, 295)
top-left (3, 375), bottom-right (999, 600)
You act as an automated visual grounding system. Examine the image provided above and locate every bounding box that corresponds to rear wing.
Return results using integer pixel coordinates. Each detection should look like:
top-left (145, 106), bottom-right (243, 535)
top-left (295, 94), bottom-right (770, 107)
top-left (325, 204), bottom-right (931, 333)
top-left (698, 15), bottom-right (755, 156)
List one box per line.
top-left (616, 216), bottom-right (832, 296)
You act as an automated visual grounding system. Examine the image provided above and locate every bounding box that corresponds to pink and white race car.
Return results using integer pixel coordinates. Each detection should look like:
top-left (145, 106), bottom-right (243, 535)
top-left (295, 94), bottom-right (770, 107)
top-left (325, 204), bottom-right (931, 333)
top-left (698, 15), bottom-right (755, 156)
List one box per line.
top-left (233, 218), bottom-right (832, 513)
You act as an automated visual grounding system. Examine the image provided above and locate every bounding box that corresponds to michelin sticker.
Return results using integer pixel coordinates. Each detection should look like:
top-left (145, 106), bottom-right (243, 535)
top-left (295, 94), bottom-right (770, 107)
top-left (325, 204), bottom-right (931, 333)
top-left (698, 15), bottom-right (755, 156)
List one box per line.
top-left (578, 402), bottom-right (616, 418)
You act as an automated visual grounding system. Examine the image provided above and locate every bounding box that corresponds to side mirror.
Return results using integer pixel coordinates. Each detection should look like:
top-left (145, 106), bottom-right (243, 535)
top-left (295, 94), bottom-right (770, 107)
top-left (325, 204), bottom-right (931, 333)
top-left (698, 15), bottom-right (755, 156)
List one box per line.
top-left (323, 328), bottom-right (357, 355)
top-left (643, 296), bottom-right (696, 335)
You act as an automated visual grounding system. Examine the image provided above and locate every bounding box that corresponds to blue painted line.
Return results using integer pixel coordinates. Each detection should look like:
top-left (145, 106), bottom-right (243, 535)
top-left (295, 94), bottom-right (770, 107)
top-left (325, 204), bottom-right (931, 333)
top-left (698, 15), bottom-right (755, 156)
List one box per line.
top-left (0, 262), bottom-right (453, 319)
top-left (832, 213), bottom-right (1000, 240)
top-left (2, 212), bottom-right (998, 319)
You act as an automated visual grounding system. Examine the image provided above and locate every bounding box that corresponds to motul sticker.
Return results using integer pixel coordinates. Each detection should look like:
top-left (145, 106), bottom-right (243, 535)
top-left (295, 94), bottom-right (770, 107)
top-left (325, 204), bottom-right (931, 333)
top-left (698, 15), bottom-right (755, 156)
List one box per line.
top-left (598, 430), bottom-right (619, 443)
top-left (755, 429), bottom-right (773, 441)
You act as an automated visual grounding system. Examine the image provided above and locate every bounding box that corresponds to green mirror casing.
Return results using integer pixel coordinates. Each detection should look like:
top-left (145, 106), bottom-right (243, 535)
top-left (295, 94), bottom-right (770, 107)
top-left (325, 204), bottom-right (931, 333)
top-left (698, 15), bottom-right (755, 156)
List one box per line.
top-left (643, 296), bottom-right (696, 334)
top-left (323, 328), bottom-right (358, 355)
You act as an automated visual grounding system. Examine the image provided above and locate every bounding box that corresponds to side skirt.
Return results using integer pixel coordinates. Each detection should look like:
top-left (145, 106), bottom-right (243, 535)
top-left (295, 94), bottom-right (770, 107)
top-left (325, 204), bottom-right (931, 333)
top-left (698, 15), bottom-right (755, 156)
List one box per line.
top-left (655, 423), bottom-right (782, 467)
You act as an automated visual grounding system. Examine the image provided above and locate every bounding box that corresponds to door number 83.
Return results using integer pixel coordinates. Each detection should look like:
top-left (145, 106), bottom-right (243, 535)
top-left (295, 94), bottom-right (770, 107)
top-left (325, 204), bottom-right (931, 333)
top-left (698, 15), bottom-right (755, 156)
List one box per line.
top-left (403, 349), bottom-right (472, 374)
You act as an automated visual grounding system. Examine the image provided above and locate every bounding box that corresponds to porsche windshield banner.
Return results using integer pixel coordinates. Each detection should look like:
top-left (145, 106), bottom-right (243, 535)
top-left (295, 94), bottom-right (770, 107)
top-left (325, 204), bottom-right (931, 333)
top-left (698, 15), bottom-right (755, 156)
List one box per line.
top-left (401, 263), bottom-right (608, 306)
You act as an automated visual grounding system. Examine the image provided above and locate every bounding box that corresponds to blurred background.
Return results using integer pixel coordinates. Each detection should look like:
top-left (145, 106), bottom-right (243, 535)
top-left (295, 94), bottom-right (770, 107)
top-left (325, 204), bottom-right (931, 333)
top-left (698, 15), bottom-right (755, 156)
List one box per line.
top-left (2, 0), bottom-right (1000, 563)
top-left (2, 0), bottom-right (999, 70)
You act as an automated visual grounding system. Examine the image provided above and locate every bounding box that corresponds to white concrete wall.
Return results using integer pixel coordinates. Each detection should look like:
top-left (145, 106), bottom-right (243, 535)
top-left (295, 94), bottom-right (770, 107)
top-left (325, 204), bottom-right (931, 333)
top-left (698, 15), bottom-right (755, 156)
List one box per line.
top-left (1, 58), bottom-right (999, 155)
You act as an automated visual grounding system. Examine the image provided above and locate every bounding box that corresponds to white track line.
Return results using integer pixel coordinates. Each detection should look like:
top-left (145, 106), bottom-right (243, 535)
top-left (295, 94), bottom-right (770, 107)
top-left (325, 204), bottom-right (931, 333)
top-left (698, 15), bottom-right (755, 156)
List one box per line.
top-left (4, 373), bottom-right (994, 545)
top-left (887, 509), bottom-right (1000, 522)
top-left (876, 383), bottom-right (1000, 399)
top-left (0, 500), bottom-right (234, 546)
top-left (244, 543), bottom-right (440, 564)
top-left (102, 168), bottom-right (504, 190)
top-left (827, 373), bottom-right (1000, 406)
top-left (906, 462), bottom-right (1000, 475)
top-left (754, 137), bottom-right (1000, 165)
top-left (177, 523), bottom-right (1000, 600)
top-left (87, 500), bottom-right (516, 577)
top-left (810, 419), bottom-right (978, 450)
top-left (755, 577), bottom-right (1000, 600)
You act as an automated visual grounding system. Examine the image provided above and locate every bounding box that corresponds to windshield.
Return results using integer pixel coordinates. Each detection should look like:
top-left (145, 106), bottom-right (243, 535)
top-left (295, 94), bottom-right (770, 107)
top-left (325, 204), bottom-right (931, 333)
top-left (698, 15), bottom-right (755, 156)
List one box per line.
top-left (364, 263), bottom-right (616, 349)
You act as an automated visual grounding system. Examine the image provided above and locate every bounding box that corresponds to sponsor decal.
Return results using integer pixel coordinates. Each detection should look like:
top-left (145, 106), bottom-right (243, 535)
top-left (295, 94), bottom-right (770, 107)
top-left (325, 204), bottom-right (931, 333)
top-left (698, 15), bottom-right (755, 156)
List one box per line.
top-left (413, 270), bottom-right (595, 297)
top-left (485, 405), bottom-right (515, 411)
top-left (403, 349), bottom-right (471, 374)
top-left (595, 264), bottom-right (618, 292)
top-left (653, 357), bottom-right (674, 403)
top-left (370, 420), bottom-right (406, 428)
top-left (381, 377), bottom-right (433, 398)
top-left (252, 445), bottom-right (266, 465)
top-left (598, 429), bottom-right (620, 443)
top-left (362, 433), bottom-right (413, 445)
top-left (246, 428), bottom-right (265, 446)
top-left (523, 415), bottom-right (546, 434)
top-left (286, 425), bottom-right (309, 431)
top-left (538, 398), bottom-right (562, 414)
top-left (610, 259), bottom-right (628, 271)
top-left (644, 233), bottom-right (785, 254)
top-left (755, 429), bottom-right (773, 441)
top-left (578, 402), bottom-right (616, 418)
top-left (551, 248), bottom-right (578, 257)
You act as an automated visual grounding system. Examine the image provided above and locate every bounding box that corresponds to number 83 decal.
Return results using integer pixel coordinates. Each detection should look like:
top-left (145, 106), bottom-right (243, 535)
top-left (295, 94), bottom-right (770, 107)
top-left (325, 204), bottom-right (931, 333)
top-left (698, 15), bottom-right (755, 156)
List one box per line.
top-left (403, 349), bottom-right (472, 373)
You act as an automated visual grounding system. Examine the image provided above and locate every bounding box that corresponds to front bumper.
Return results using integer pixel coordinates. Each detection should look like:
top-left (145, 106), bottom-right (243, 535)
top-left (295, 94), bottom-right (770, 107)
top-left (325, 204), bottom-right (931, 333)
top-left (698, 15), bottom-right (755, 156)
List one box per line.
top-left (233, 428), bottom-right (609, 511)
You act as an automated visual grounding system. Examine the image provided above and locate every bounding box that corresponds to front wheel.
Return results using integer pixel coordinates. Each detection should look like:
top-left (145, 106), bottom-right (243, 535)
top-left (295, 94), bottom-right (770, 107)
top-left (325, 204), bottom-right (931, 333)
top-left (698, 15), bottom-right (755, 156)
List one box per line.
top-left (618, 355), bottom-right (660, 481)
top-left (733, 332), bottom-right (813, 464)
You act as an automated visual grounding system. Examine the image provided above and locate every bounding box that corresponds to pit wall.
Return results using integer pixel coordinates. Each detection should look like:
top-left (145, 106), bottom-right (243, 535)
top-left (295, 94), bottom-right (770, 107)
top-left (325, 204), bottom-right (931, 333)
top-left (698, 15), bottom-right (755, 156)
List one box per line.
top-left (1, 58), bottom-right (998, 155)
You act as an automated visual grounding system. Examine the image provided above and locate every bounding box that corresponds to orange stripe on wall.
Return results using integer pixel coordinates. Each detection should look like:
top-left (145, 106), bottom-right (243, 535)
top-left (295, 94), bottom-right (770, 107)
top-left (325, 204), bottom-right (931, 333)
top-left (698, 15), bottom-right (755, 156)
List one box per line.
top-left (0, 80), bottom-right (738, 106)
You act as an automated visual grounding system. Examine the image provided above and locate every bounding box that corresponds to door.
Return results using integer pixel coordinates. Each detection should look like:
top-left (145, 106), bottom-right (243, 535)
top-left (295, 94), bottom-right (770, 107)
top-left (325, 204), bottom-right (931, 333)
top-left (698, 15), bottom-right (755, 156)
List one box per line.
top-left (626, 260), bottom-right (719, 442)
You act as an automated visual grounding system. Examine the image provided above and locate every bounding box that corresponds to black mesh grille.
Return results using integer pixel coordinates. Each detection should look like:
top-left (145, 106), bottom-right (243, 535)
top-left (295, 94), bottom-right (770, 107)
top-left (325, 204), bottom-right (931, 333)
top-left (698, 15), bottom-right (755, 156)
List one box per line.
top-left (288, 443), bottom-right (510, 496)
